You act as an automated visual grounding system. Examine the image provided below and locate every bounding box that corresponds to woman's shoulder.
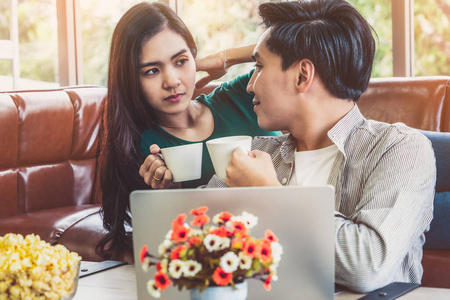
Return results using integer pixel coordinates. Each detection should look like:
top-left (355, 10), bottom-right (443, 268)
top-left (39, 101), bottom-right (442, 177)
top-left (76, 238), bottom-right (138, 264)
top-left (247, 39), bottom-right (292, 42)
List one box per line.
top-left (196, 70), bottom-right (254, 102)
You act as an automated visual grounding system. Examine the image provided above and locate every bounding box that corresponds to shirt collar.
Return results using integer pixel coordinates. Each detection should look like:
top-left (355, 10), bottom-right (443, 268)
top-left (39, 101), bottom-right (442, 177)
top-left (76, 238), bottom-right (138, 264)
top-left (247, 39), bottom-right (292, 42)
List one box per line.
top-left (280, 104), bottom-right (365, 163)
top-left (327, 104), bottom-right (365, 155)
top-left (280, 134), bottom-right (296, 163)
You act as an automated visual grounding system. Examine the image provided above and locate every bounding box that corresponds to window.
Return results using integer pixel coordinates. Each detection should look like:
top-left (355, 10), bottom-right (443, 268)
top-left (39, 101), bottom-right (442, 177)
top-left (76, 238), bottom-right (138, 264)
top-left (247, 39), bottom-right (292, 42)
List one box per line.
top-left (0, 0), bottom-right (59, 90)
top-left (79, 0), bottom-right (145, 86)
top-left (180, 0), bottom-right (284, 83)
top-left (414, 0), bottom-right (450, 76)
top-left (2, 0), bottom-right (449, 91)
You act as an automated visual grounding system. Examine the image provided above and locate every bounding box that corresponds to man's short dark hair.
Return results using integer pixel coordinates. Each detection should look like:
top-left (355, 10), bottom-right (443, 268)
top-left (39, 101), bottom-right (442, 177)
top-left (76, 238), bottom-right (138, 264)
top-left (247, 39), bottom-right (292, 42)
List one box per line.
top-left (259, 0), bottom-right (376, 102)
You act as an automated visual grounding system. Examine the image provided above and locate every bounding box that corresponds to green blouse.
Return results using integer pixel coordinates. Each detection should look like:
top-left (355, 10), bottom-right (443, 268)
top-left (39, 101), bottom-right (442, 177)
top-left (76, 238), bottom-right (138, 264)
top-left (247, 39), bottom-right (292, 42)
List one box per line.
top-left (140, 70), bottom-right (281, 188)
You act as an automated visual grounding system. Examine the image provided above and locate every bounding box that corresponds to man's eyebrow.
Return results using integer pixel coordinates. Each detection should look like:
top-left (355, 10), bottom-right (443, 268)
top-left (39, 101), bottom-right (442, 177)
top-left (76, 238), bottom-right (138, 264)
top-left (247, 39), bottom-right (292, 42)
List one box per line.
top-left (140, 49), bottom-right (188, 69)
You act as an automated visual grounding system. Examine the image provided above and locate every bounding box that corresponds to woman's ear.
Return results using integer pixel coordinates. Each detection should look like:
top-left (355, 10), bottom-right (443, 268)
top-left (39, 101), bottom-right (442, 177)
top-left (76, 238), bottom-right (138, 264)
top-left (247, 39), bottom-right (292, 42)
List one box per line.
top-left (295, 59), bottom-right (315, 93)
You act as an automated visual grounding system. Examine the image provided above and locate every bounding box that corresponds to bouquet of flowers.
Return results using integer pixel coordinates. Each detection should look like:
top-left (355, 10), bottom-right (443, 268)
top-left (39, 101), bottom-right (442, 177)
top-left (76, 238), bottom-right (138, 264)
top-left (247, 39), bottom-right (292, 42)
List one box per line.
top-left (140, 206), bottom-right (283, 298)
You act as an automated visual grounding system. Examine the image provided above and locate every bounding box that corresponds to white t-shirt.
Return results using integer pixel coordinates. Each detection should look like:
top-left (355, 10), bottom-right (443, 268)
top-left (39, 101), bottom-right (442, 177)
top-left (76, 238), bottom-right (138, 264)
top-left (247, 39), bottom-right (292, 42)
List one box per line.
top-left (289, 144), bottom-right (339, 186)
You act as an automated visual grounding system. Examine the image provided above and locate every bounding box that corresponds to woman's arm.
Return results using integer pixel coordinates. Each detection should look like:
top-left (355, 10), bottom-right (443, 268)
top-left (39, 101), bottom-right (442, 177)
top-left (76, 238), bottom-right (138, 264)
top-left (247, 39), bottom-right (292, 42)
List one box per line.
top-left (195, 45), bottom-right (255, 89)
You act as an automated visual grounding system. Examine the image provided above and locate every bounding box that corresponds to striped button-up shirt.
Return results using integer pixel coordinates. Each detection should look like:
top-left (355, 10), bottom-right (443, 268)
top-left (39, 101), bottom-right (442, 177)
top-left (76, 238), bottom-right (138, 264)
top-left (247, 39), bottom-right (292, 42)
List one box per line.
top-left (206, 104), bottom-right (436, 293)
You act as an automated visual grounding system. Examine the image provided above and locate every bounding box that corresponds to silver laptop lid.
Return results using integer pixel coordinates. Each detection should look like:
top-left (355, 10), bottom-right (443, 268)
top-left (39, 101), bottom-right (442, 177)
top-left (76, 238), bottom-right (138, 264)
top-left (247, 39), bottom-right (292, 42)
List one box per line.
top-left (130, 186), bottom-right (335, 300)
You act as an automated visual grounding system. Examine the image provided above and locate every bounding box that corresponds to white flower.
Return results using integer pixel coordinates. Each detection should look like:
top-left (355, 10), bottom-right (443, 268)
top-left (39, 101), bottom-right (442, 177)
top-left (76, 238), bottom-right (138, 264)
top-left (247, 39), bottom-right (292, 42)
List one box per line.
top-left (217, 236), bottom-right (231, 251)
top-left (238, 251), bottom-right (252, 270)
top-left (168, 259), bottom-right (185, 279)
top-left (219, 252), bottom-right (239, 273)
top-left (141, 257), bottom-right (151, 272)
top-left (147, 279), bottom-right (161, 298)
top-left (203, 234), bottom-right (222, 252)
top-left (212, 213), bottom-right (222, 225)
top-left (271, 242), bottom-right (283, 265)
top-left (165, 230), bottom-right (173, 240)
top-left (183, 260), bottom-right (202, 277)
top-left (231, 211), bottom-right (258, 229)
top-left (158, 240), bottom-right (173, 257)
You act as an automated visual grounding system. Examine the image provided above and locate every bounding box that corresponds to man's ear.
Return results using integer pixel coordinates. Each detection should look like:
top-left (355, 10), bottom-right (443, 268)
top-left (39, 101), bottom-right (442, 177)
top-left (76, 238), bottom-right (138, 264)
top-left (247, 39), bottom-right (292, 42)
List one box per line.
top-left (295, 59), bottom-right (315, 93)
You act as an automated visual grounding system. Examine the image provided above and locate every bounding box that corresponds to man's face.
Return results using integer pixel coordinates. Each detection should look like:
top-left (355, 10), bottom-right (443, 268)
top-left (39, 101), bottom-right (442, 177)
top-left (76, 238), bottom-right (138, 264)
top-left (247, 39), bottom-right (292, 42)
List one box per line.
top-left (247, 29), bottom-right (298, 132)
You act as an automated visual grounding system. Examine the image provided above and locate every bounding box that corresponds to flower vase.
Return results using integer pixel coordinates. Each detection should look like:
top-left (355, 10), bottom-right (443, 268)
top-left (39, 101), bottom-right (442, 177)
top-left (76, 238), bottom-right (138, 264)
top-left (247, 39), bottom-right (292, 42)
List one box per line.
top-left (190, 281), bottom-right (248, 300)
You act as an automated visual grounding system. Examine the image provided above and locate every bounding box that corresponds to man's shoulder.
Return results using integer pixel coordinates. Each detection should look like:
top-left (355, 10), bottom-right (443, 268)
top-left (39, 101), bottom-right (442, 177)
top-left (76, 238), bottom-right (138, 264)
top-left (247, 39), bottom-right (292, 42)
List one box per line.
top-left (355, 120), bottom-right (433, 151)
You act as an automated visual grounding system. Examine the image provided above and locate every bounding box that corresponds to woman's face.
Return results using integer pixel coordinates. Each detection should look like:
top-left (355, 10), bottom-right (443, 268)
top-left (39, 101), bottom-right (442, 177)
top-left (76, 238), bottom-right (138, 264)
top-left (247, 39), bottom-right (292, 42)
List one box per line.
top-left (139, 28), bottom-right (196, 120)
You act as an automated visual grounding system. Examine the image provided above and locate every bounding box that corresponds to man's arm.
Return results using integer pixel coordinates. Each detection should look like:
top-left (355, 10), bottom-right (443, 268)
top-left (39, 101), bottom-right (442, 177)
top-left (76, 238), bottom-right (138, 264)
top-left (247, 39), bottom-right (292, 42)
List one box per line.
top-left (335, 134), bottom-right (436, 293)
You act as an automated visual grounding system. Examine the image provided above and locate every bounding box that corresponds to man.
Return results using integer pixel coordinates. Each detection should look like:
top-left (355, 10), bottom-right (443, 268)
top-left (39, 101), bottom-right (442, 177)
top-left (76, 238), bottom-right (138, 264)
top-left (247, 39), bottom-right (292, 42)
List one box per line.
top-left (206, 0), bottom-right (436, 293)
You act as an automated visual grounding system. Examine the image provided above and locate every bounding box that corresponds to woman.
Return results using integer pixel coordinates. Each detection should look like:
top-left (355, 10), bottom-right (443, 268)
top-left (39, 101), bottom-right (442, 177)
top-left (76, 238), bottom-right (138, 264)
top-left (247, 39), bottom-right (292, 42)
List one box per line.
top-left (96, 2), bottom-right (279, 261)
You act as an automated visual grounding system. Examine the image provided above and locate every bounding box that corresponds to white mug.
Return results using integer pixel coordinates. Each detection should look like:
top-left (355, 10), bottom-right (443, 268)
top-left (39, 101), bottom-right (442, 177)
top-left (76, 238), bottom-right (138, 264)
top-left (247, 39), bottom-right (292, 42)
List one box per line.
top-left (206, 136), bottom-right (252, 179)
top-left (160, 143), bottom-right (203, 182)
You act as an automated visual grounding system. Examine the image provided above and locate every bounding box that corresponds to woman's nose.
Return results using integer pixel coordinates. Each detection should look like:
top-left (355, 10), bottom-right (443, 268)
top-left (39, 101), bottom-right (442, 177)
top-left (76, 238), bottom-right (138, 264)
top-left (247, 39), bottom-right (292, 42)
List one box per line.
top-left (162, 69), bottom-right (181, 89)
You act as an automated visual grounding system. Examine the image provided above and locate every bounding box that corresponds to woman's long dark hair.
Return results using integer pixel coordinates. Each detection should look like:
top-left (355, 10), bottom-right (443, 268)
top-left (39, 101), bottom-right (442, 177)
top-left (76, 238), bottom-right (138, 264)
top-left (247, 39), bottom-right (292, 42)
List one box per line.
top-left (95, 2), bottom-right (197, 260)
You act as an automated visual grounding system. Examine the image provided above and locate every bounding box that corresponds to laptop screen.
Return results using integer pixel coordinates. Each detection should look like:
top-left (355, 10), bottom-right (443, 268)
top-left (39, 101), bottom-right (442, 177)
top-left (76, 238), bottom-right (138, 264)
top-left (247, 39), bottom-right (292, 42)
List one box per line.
top-left (130, 186), bottom-right (335, 299)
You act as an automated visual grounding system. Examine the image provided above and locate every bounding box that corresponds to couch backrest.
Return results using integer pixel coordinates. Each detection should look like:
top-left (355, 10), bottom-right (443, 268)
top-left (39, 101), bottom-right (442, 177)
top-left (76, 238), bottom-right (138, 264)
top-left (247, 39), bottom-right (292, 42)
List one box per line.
top-left (0, 86), bottom-right (107, 219)
top-left (358, 76), bottom-right (450, 132)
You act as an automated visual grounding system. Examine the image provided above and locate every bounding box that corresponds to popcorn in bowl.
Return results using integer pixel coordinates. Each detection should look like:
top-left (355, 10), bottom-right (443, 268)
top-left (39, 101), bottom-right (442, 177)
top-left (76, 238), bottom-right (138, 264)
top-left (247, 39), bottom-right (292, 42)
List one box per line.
top-left (0, 233), bottom-right (82, 300)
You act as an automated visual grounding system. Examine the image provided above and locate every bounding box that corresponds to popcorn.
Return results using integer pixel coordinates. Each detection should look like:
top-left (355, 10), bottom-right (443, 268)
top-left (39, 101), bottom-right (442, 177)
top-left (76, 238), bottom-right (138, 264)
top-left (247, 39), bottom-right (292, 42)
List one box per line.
top-left (0, 233), bottom-right (81, 299)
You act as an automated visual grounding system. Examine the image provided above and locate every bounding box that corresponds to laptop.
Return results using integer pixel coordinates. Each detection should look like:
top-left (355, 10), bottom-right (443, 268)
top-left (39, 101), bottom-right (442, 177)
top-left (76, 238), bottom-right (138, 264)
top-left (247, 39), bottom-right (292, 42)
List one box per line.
top-left (130, 186), bottom-right (335, 300)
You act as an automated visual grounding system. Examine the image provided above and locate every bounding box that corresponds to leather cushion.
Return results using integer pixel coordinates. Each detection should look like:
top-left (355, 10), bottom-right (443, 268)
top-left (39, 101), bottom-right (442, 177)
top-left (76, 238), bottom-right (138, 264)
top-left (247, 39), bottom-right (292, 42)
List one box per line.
top-left (0, 204), bottom-right (101, 245)
top-left (421, 249), bottom-right (450, 288)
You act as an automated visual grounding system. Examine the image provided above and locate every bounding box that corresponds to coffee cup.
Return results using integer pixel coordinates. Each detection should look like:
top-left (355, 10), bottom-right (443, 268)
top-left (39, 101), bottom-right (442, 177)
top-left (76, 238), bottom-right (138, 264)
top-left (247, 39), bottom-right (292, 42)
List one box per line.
top-left (206, 136), bottom-right (252, 179)
top-left (160, 143), bottom-right (203, 182)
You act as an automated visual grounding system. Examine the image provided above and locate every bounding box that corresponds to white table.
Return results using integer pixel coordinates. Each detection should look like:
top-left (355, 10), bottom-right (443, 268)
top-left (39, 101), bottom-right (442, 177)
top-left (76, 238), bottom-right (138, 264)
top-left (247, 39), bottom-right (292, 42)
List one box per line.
top-left (74, 262), bottom-right (450, 300)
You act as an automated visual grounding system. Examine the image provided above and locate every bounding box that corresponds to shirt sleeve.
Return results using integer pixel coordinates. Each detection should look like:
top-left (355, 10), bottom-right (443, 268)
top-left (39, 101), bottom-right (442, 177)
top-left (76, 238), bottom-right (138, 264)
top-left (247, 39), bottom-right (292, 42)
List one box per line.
top-left (334, 133), bottom-right (436, 292)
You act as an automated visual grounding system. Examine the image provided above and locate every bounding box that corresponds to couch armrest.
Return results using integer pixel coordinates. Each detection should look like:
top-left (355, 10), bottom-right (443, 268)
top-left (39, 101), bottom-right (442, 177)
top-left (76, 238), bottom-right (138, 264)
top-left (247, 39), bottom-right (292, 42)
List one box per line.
top-left (0, 204), bottom-right (101, 245)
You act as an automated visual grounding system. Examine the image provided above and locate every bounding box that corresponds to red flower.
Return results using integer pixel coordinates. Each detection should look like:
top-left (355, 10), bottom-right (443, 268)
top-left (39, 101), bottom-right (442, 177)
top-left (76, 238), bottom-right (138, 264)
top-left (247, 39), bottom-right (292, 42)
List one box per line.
top-left (156, 262), bottom-right (162, 272)
top-left (154, 271), bottom-right (171, 291)
top-left (170, 225), bottom-right (191, 242)
top-left (265, 229), bottom-right (278, 243)
top-left (188, 236), bottom-right (202, 247)
top-left (264, 274), bottom-right (273, 291)
top-left (170, 245), bottom-right (186, 260)
top-left (231, 221), bottom-right (248, 236)
top-left (259, 241), bottom-right (273, 263)
top-left (242, 240), bottom-right (260, 259)
top-left (191, 214), bottom-right (210, 227)
top-left (218, 212), bottom-right (233, 223)
top-left (190, 206), bottom-right (208, 215)
top-left (172, 214), bottom-right (187, 227)
top-left (140, 245), bottom-right (148, 263)
top-left (210, 227), bottom-right (233, 238)
top-left (212, 267), bottom-right (233, 286)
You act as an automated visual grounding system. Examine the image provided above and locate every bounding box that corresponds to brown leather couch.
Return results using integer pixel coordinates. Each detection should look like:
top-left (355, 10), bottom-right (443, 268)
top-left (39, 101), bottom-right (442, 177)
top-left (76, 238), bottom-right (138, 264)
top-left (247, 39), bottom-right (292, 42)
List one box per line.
top-left (0, 76), bottom-right (449, 287)
top-left (0, 86), bottom-right (107, 262)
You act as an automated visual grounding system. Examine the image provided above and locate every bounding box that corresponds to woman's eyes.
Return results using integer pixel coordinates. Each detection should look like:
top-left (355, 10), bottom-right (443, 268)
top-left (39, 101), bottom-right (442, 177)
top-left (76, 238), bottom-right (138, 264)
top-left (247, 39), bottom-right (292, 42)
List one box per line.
top-left (142, 58), bottom-right (188, 76)
top-left (176, 58), bottom-right (189, 66)
top-left (144, 68), bottom-right (159, 76)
